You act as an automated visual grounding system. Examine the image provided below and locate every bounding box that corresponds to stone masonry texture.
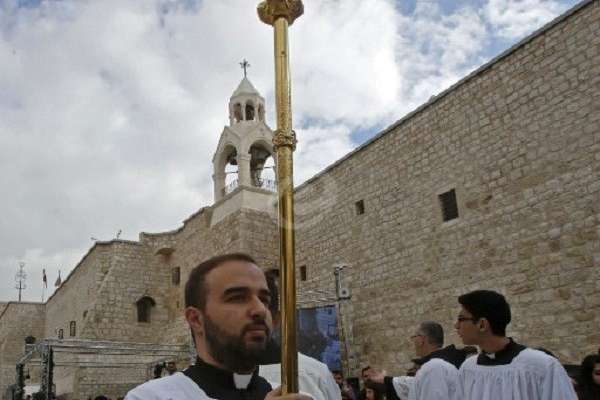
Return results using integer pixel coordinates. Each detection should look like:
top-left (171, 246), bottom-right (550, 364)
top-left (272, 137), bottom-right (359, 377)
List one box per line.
top-left (0, 1), bottom-right (599, 397)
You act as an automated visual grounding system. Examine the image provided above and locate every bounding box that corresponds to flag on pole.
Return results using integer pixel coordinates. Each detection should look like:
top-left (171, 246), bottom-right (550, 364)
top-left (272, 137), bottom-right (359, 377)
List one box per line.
top-left (43, 269), bottom-right (47, 288)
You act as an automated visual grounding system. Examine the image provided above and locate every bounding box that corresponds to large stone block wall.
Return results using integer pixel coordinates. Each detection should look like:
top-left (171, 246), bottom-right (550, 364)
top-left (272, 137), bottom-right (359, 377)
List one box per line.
top-left (294, 0), bottom-right (600, 375)
top-left (0, 303), bottom-right (46, 397)
top-left (155, 206), bottom-right (279, 345)
top-left (80, 241), bottom-right (170, 343)
top-left (45, 244), bottom-right (112, 340)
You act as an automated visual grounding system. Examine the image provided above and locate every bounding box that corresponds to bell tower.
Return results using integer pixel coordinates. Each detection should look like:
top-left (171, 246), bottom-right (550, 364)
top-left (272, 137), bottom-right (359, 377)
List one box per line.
top-left (211, 62), bottom-right (276, 224)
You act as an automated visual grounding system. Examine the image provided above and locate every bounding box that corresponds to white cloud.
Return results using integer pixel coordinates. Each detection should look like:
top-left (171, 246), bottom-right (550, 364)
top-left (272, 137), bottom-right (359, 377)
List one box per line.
top-left (484, 0), bottom-right (570, 39)
top-left (0, 0), bottom-right (576, 301)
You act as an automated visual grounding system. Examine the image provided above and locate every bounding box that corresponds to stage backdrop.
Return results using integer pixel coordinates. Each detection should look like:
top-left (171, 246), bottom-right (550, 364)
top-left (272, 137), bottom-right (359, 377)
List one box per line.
top-left (297, 305), bottom-right (342, 371)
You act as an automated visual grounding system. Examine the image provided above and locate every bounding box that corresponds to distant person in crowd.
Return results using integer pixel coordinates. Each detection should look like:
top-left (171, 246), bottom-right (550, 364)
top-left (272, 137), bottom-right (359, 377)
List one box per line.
top-left (259, 271), bottom-right (341, 400)
top-left (363, 385), bottom-right (383, 400)
top-left (368, 321), bottom-right (464, 400)
top-left (456, 289), bottom-right (577, 400)
top-left (125, 253), bottom-right (310, 400)
top-left (576, 354), bottom-right (600, 400)
top-left (165, 361), bottom-right (178, 375)
top-left (332, 370), bottom-right (356, 400)
top-left (358, 366), bottom-right (372, 400)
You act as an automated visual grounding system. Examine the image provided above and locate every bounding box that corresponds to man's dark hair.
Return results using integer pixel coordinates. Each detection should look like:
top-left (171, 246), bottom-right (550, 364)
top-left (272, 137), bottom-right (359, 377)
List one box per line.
top-left (458, 290), bottom-right (511, 336)
top-left (361, 366), bottom-right (371, 374)
top-left (184, 253), bottom-right (257, 310)
top-left (419, 321), bottom-right (444, 347)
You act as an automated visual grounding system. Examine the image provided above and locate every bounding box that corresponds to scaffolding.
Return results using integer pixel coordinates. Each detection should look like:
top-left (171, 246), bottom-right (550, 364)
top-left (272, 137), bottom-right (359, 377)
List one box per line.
top-left (13, 339), bottom-right (191, 400)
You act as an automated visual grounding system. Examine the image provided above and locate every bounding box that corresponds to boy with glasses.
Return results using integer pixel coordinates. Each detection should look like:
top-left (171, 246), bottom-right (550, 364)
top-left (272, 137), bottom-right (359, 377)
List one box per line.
top-left (455, 290), bottom-right (576, 400)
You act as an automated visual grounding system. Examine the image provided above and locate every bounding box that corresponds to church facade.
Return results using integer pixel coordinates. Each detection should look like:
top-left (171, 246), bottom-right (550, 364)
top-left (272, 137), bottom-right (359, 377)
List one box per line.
top-left (1, 1), bottom-right (599, 398)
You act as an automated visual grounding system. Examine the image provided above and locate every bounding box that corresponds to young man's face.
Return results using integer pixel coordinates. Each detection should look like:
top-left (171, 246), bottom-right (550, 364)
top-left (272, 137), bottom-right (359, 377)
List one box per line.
top-left (191, 260), bottom-right (273, 372)
top-left (455, 306), bottom-right (480, 345)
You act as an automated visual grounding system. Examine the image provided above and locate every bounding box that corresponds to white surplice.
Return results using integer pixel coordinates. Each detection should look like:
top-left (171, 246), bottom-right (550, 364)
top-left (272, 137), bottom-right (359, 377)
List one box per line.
top-left (259, 353), bottom-right (342, 400)
top-left (458, 348), bottom-right (577, 400)
top-left (391, 376), bottom-right (414, 400)
top-left (408, 359), bottom-right (460, 400)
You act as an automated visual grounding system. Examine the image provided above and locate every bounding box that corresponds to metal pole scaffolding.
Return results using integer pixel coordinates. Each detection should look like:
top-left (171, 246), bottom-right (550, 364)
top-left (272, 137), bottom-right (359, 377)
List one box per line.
top-left (257, 0), bottom-right (303, 394)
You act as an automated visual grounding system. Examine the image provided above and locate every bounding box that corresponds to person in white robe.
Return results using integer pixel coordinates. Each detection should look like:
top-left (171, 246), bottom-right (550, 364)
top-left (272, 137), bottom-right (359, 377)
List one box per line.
top-left (260, 353), bottom-right (341, 400)
top-left (124, 253), bottom-right (310, 400)
top-left (455, 289), bottom-right (577, 400)
top-left (259, 271), bottom-right (342, 400)
top-left (368, 321), bottom-right (465, 400)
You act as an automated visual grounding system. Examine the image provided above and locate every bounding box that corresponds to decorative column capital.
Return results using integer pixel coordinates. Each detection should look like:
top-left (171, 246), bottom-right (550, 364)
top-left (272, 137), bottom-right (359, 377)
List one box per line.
top-left (273, 129), bottom-right (297, 150)
top-left (258, 0), bottom-right (304, 26)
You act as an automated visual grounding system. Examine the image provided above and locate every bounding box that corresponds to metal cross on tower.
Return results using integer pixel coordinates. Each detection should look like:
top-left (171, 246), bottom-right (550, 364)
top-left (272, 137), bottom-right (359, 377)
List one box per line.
top-left (240, 59), bottom-right (251, 77)
top-left (15, 262), bottom-right (27, 302)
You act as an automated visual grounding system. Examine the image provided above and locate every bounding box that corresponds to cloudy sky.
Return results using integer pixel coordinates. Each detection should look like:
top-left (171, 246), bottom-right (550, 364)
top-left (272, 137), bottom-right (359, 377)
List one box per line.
top-left (0, 0), bottom-right (581, 302)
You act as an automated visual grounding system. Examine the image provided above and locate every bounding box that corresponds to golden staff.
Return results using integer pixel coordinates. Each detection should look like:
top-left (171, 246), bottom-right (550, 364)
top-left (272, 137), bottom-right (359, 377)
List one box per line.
top-left (257, 0), bottom-right (303, 394)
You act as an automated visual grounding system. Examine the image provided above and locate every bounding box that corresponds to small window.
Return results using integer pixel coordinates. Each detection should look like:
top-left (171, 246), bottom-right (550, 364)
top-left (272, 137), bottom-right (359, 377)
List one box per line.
top-left (69, 321), bottom-right (76, 337)
top-left (439, 189), bottom-right (459, 222)
top-left (355, 200), bottom-right (365, 215)
top-left (58, 329), bottom-right (64, 340)
top-left (300, 265), bottom-right (307, 281)
top-left (172, 267), bottom-right (181, 286)
top-left (136, 296), bottom-right (156, 323)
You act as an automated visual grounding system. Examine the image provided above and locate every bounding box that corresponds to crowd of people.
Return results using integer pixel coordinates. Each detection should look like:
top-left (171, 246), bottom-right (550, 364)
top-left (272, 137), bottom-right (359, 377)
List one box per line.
top-left (121, 252), bottom-right (598, 400)
top-left (333, 327), bottom-right (599, 400)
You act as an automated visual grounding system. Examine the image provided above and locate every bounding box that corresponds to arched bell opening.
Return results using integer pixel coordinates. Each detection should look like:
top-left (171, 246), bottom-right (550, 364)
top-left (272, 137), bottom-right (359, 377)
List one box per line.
top-left (233, 103), bottom-right (243, 123)
top-left (249, 143), bottom-right (275, 190)
top-left (219, 145), bottom-right (239, 195)
top-left (245, 101), bottom-right (255, 121)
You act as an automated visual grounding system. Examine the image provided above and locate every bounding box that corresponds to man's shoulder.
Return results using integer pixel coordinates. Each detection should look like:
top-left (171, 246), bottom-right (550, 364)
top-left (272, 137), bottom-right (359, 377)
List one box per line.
top-left (514, 348), bottom-right (563, 371)
top-left (299, 353), bottom-right (331, 374)
top-left (126, 373), bottom-right (205, 400)
top-left (422, 357), bottom-right (458, 372)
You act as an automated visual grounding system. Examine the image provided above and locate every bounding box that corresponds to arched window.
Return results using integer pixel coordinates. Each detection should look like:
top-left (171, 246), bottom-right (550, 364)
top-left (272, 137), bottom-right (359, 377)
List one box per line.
top-left (136, 296), bottom-right (156, 323)
top-left (233, 103), bottom-right (243, 122)
top-left (245, 102), bottom-right (255, 121)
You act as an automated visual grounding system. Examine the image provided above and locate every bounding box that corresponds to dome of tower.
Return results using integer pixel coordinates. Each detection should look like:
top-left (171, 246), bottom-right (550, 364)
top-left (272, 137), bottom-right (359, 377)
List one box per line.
top-left (232, 77), bottom-right (260, 98)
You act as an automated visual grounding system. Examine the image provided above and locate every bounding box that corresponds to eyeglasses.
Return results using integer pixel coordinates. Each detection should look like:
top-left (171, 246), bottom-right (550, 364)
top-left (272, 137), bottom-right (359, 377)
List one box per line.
top-left (410, 334), bottom-right (424, 339)
top-left (456, 316), bottom-right (477, 323)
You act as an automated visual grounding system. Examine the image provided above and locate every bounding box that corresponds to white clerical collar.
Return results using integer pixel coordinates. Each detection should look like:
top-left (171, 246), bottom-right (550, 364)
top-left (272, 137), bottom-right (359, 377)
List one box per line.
top-left (233, 373), bottom-right (253, 389)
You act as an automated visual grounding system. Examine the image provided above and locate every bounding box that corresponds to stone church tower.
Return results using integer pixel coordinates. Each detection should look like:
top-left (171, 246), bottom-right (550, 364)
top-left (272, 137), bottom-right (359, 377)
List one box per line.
top-left (211, 76), bottom-right (276, 225)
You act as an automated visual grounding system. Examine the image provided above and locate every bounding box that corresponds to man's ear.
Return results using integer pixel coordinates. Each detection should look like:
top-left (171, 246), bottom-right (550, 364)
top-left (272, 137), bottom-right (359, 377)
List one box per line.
top-left (185, 306), bottom-right (204, 337)
top-left (479, 318), bottom-right (489, 333)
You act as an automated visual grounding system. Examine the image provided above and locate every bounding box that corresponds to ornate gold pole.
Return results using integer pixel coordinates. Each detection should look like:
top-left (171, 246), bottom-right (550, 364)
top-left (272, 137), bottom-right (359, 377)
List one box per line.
top-left (258, 0), bottom-right (303, 394)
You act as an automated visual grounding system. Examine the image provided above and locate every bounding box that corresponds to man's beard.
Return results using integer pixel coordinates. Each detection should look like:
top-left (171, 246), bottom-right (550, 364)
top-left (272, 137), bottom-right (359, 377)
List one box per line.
top-left (203, 314), bottom-right (271, 373)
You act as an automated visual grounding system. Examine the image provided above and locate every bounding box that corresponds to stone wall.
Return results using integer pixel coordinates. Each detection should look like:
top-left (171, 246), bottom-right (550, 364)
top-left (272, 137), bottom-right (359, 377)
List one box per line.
top-left (80, 241), bottom-right (170, 343)
top-left (45, 244), bottom-right (109, 340)
top-left (294, 0), bottom-right (600, 375)
top-left (155, 205), bottom-right (279, 345)
top-left (0, 302), bottom-right (46, 397)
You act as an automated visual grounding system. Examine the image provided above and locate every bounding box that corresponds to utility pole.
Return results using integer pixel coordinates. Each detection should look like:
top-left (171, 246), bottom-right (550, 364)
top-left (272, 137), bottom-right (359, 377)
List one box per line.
top-left (15, 262), bottom-right (27, 302)
top-left (258, 0), bottom-right (304, 394)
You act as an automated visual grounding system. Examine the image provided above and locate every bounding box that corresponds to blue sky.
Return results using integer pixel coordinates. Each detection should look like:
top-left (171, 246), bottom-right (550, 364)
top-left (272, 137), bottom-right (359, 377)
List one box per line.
top-left (0, 0), bottom-right (584, 301)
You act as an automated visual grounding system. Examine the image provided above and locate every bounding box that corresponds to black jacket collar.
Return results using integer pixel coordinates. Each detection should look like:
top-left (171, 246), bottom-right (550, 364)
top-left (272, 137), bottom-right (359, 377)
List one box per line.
top-left (417, 345), bottom-right (467, 369)
top-left (183, 357), bottom-right (272, 399)
top-left (477, 338), bottom-right (526, 366)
